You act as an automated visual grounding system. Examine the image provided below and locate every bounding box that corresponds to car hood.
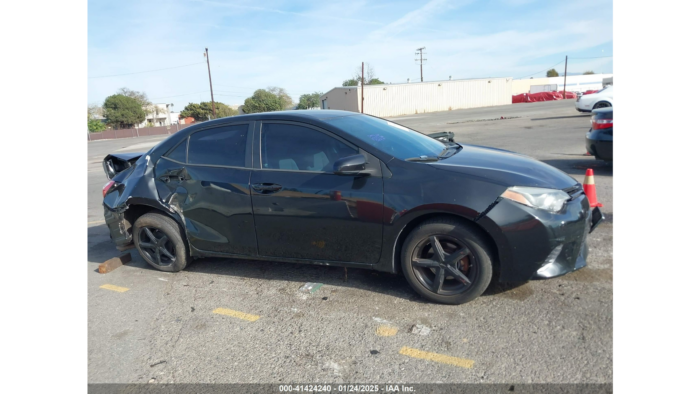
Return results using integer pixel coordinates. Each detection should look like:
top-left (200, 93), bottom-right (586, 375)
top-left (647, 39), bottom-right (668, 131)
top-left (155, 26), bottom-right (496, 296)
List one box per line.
top-left (430, 144), bottom-right (577, 189)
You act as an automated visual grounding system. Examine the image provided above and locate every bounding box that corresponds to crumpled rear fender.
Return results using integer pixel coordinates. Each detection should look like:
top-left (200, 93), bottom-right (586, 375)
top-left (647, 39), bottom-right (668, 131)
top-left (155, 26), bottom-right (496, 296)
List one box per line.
top-left (103, 154), bottom-right (188, 247)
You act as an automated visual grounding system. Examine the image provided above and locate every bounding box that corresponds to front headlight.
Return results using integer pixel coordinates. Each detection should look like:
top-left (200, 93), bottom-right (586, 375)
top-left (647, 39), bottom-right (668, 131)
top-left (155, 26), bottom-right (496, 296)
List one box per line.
top-left (500, 186), bottom-right (570, 213)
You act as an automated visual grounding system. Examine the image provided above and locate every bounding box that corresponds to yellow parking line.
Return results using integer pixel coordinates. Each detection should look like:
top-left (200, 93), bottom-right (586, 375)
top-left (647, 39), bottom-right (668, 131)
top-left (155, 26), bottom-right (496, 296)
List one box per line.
top-left (399, 346), bottom-right (474, 369)
top-left (100, 284), bottom-right (130, 293)
top-left (212, 307), bottom-right (261, 322)
top-left (88, 220), bottom-right (104, 225)
top-left (376, 325), bottom-right (399, 337)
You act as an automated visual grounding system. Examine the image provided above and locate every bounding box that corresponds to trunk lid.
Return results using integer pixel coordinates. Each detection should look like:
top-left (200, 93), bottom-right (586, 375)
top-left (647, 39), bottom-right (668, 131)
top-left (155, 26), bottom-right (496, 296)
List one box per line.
top-left (103, 152), bottom-right (144, 179)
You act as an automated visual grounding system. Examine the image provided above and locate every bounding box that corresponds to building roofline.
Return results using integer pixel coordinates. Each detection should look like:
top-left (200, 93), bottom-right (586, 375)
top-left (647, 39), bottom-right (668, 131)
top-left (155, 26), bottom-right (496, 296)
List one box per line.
top-left (322, 76), bottom-right (514, 95)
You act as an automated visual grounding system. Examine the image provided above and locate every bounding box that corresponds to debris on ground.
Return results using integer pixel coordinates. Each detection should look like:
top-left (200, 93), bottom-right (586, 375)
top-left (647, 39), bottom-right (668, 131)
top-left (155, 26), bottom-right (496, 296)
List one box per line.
top-left (410, 324), bottom-right (432, 336)
top-left (299, 283), bottom-right (323, 294)
top-left (98, 253), bottom-right (132, 274)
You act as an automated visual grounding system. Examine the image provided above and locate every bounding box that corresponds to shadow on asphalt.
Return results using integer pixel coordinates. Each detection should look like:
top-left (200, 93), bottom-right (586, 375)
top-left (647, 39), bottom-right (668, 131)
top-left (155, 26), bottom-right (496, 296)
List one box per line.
top-left (542, 158), bottom-right (612, 176)
top-left (88, 224), bottom-right (530, 303)
top-left (88, 224), bottom-right (424, 302)
top-left (530, 115), bottom-right (590, 121)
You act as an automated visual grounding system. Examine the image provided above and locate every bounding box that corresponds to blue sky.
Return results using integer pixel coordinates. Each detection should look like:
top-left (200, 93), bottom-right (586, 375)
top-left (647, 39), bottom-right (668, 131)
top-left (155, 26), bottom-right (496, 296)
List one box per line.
top-left (88, 0), bottom-right (613, 111)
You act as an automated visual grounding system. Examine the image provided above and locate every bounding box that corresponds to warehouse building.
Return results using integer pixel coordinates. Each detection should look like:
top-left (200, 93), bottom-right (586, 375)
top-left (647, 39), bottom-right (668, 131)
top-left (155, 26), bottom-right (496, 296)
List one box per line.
top-left (320, 77), bottom-right (513, 118)
top-left (512, 73), bottom-right (613, 95)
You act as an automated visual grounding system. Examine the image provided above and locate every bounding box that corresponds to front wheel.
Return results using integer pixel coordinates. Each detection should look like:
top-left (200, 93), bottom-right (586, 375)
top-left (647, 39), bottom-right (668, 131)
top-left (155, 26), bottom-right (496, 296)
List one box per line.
top-left (401, 218), bottom-right (493, 305)
top-left (133, 212), bottom-right (190, 272)
top-left (593, 101), bottom-right (611, 109)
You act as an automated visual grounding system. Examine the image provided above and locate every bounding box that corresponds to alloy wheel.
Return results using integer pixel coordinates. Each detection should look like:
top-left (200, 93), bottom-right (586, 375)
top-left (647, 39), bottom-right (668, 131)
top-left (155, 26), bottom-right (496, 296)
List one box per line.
top-left (138, 227), bottom-right (176, 267)
top-left (410, 235), bottom-right (479, 296)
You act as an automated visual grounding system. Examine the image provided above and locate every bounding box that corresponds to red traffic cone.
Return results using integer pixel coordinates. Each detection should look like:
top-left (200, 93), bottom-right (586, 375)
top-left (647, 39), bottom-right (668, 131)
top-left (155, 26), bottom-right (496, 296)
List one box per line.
top-left (583, 169), bottom-right (603, 208)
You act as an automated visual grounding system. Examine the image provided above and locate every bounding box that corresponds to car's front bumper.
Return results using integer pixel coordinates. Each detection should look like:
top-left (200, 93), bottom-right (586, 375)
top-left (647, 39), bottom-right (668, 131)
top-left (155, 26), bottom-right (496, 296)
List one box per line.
top-left (481, 193), bottom-right (604, 282)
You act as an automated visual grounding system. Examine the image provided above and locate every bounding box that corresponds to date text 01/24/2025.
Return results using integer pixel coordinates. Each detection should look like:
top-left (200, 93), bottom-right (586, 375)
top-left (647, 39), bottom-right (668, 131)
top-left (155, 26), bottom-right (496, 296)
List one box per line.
top-left (280, 385), bottom-right (414, 393)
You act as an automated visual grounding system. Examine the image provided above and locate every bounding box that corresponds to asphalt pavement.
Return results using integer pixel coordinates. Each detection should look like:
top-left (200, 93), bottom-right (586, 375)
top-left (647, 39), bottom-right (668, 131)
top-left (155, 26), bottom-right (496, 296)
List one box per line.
top-left (87, 100), bottom-right (612, 384)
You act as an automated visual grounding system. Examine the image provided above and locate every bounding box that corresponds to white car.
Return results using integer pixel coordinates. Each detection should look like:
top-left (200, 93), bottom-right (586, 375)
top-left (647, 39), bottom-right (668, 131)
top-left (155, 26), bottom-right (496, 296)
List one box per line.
top-left (575, 85), bottom-right (613, 112)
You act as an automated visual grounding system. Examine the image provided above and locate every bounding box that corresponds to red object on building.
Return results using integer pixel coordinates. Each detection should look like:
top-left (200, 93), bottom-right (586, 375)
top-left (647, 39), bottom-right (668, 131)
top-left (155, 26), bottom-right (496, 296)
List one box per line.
top-left (182, 117), bottom-right (195, 125)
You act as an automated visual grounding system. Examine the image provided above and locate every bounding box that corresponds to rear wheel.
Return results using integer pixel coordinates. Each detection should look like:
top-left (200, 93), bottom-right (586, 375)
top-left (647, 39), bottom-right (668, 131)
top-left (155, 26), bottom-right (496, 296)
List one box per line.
top-left (133, 212), bottom-right (189, 272)
top-left (401, 218), bottom-right (493, 305)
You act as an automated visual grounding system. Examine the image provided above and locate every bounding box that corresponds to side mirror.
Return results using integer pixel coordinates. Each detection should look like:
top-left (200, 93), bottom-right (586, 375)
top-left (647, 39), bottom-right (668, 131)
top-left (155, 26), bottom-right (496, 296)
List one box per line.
top-left (333, 154), bottom-right (367, 176)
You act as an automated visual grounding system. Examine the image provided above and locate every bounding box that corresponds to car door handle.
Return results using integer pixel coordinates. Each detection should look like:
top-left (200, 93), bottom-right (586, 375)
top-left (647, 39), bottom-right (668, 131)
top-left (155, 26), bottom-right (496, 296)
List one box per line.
top-left (252, 183), bottom-right (283, 193)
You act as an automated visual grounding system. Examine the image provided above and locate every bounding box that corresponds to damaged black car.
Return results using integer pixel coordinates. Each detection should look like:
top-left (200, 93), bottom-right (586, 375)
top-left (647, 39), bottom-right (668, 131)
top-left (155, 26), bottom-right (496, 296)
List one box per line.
top-left (102, 110), bottom-right (603, 305)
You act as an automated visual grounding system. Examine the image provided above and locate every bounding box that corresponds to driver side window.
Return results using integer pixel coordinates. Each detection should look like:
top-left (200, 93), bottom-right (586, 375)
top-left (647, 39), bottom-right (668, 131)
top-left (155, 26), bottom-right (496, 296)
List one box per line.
top-left (261, 123), bottom-right (357, 172)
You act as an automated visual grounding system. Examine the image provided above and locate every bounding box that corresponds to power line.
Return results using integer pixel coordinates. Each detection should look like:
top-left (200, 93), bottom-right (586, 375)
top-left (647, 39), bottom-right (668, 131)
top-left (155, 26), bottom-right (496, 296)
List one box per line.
top-left (569, 55), bottom-right (613, 60)
top-left (516, 59), bottom-right (566, 79)
top-left (89, 62), bottom-right (206, 79)
top-left (150, 91), bottom-right (210, 100)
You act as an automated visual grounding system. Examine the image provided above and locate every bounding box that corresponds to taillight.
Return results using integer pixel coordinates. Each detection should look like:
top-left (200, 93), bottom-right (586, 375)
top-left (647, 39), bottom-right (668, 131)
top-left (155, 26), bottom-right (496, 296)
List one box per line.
top-left (103, 181), bottom-right (116, 198)
top-left (591, 118), bottom-right (613, 130)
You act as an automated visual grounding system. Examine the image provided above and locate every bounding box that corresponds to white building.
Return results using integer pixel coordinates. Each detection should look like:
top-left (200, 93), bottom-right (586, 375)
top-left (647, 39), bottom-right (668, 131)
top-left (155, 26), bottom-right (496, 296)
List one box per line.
top-left (137, 103), bottom-right (180, 128)
top-left (320, 77), bottom-right (513, 118)
top-left (512, 73), bottom-right (614, 95)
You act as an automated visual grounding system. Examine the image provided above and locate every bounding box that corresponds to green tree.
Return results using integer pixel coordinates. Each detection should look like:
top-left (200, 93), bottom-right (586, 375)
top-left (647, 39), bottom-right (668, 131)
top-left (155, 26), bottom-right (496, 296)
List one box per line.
top-left (267, 87), bottom-right (294, 109)
top-left (546, 69), bottom-right (559, 77)
top-left (181, 101), bottom-right (238, 121)
top-left (180, 102), bottom-right (208, 121)
top-left (343, 64), bottom-right (383, 85)
top-left (88, 118), bottom-right (106, 132)
top-left (116, 87), bottom-right (151, 107)
top-left (241, 89), bottom-right (284, 114)
top-left (297, 92), bottom-right (324, 109)
top-left (103, 94), bottom-right (146, 129)
top-left (583, 70), bottom-right (595, 75)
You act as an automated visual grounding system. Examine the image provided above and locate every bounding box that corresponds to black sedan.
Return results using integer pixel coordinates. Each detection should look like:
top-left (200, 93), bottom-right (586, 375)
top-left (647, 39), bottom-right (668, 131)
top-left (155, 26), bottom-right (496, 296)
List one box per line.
top-left (586, 107), bottom-right (613, 161)
top-left (102, 110), bottom-right (603, 304)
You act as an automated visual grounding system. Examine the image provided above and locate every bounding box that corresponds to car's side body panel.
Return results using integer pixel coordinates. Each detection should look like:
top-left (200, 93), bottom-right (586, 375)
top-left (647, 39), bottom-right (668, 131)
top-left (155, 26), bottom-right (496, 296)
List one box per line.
top-left (154, 157), bottom-right (257, 256)
top-left (248, 120), bottom-right (385, 264)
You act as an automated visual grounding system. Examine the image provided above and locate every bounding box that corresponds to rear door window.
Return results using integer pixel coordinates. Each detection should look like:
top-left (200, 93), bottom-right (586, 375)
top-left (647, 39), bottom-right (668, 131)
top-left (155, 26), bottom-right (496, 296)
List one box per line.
top-left (165, 140), bottom-right (187, 162)
top-left (188, 124), bottom-right (249, 167)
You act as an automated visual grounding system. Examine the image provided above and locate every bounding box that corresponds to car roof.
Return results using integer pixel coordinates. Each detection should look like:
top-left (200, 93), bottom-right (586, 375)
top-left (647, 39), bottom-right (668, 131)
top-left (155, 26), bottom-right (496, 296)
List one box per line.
top-left (193, 110), bottom-right (359, 127)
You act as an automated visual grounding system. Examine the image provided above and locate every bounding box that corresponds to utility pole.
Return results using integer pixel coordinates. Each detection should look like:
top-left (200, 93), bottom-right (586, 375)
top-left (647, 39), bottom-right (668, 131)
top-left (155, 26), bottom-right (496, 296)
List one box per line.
top-left (563, 55), bottom-right (568, 99)
top-left (205, 48), bottom-right (216, 118)
top-left (415, 47), bottom-right (427, 82)
top-left (361, 62), bottom-right (364, 114)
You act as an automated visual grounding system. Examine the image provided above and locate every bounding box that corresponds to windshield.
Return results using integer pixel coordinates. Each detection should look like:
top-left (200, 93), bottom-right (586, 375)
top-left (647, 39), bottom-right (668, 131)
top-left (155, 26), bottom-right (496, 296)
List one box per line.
top-left (325, 115), bottom-right (446, 160)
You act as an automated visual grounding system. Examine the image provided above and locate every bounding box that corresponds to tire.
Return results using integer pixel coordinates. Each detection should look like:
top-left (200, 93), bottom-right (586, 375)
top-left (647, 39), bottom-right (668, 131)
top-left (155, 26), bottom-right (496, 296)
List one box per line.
top-left (401, 218), bottom-right (493, 305)
top-left (133, 212), bottom-right (190, 272)
top-left (593, 101), bottom-right (611, 109)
